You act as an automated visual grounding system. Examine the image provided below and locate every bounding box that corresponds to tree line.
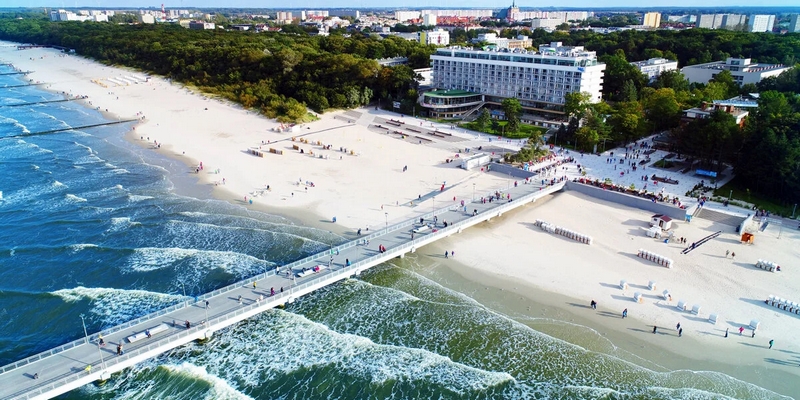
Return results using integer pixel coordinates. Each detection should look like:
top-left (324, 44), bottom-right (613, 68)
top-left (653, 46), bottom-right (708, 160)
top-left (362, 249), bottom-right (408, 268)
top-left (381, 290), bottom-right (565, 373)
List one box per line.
top-left (0, 16), bottom-right (436, 121)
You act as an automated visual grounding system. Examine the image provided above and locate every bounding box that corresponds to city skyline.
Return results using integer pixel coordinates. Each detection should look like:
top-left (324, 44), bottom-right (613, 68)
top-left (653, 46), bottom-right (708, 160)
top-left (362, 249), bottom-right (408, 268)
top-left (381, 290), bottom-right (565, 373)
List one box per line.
top-left (4, 0), bottom-right (800, 9)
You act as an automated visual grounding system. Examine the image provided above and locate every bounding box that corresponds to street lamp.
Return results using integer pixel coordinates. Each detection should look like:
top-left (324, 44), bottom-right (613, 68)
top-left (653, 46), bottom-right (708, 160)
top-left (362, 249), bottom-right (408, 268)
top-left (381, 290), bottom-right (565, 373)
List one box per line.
top-left (79, 314), bottom-right (89, 345)
top-left (472, 183), bottom-right (476, 202)
top-left (384, 212), bottom-right (388, 230)
top-left (729, 190), bottom-right (733, 201)
top-left (180, 282), bottom-right (187, 307)
top-left (203, 299), bottom-right (209, 325)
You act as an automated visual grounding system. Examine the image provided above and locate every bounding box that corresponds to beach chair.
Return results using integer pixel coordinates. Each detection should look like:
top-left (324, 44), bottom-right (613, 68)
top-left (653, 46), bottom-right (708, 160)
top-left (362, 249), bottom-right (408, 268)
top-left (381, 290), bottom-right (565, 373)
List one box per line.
top-left (633, 292), bottom-right (643, 303)
top-left (749, 319), bottom-right (760, 330)
top-left (691, 304), bottom-right (701, 315)
top-left (619, 280), bottom-right (628, 290)
top-left (708, 313), bottom-right (719, 324)
top-left (661, 290), bottom-right (671, 300)
top-left (648, 281), bottom-right (657, 291)
top-left (676, 301), bottom-right (687, 311)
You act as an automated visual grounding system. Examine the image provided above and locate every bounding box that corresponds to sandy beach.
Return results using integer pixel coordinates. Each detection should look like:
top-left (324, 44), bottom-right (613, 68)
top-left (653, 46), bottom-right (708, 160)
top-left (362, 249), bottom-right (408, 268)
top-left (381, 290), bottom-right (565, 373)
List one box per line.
top-left (422, 191), bottom-right (800, 396)
top-left (3, 43), bottom-right (799, 398)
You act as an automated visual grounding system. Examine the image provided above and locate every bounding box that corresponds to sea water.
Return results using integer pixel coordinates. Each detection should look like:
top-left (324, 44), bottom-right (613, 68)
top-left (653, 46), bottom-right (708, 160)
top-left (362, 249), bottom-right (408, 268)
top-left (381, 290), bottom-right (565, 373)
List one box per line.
top-left (0, 68), bottom-right (788, 400)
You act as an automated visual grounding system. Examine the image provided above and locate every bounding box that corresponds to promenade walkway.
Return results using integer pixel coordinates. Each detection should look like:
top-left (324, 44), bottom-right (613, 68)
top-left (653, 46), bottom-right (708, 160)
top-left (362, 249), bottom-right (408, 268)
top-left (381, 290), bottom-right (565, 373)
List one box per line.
top-left (0, 180), bottom-right (565, 400)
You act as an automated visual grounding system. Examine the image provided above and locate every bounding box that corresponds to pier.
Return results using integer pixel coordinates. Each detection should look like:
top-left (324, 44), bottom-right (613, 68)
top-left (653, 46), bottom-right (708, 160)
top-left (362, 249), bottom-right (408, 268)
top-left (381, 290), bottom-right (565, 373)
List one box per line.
top-left (0, 181), bottom-right (565, 400)
top-left (0, 71), bottom-right (31, 76)
top-left (8, 119), bottom-right (139, 138)
top-left (0, 83), bottom-right (45, 89)
top-left (0, 99), bottom-right (78, 108)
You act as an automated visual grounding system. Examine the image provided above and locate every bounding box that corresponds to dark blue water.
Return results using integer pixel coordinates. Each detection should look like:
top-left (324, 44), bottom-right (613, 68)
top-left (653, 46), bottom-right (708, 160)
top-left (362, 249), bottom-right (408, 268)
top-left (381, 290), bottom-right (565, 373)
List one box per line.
top-left (0, 67), bottom-right (788, 400)
top-left (0, 70), bottom-right (333, 364)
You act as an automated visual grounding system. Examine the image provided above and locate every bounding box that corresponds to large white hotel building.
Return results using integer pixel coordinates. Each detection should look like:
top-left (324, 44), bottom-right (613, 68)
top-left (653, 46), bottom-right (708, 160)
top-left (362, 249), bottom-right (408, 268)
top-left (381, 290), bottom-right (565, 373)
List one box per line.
top-left (422, 42), bottom-right (605, 120)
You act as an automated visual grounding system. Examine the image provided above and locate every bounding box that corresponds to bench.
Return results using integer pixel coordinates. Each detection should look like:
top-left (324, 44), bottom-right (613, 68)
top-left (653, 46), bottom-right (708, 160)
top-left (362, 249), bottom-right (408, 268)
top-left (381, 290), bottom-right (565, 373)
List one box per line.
top-left (126, 323), bottom-right (169, 343)
top-left (415, 136), bottom-right (433, 143)
top-left (407, 128), bottom-right (421, 133)
top-left (372, 124), bottom-right (388, 130)
top-left (296, 264), bottom-right (328, 278)
top-left (269, 148), bottom-right (283, 155)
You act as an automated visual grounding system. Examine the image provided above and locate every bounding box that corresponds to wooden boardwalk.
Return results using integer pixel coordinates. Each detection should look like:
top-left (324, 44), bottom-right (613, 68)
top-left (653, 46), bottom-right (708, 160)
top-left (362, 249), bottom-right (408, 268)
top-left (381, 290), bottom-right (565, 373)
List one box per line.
top-left (0, 181), bottom-right (565, 400)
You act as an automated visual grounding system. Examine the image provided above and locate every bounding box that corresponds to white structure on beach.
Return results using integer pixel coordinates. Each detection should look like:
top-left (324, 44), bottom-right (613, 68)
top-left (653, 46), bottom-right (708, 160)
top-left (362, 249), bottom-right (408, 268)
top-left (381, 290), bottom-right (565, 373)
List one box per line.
top-left (681, 57), bottom-right (790, 86)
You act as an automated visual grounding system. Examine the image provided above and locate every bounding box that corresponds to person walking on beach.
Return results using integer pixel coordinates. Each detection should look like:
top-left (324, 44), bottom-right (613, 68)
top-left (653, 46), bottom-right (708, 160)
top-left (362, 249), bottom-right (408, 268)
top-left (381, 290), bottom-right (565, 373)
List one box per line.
top-left (676, 322), bottom-right (681, 331)
top-left (445, 251), bottom-right (449, 258)
top-left (679, 328), bottom-right (683, 337)
top-left (590, 300), bottom-right (597, 310)
top-left (725, 250), bottom-right (730, 258)
top-left (725, 328), bottom-right (729, 338)
top-left (769, 339), bottom-right (774, 349)
top-left (731, 252), bottom-right (736, 260)
top-left (622, 308), bottom-right (628, 318)
top-left (739, 326), bottom-right (745, 335)
top-left (653, 326), bottom-right (658, 334)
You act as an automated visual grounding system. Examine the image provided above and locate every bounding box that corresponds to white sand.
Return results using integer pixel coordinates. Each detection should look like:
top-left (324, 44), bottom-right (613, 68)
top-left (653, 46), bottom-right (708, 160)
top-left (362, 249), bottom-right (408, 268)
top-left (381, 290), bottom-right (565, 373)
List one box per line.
top-left (6, 44), bottom-right (799, 390)
top-left (1, 45), bottom-right (512, 232)
top-left (444, 190), bottom-right (800, 368)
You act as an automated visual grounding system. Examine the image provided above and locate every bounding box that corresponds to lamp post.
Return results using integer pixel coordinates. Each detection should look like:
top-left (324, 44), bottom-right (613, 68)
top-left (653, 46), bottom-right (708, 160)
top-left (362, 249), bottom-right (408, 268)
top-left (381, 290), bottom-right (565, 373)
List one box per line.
top-left (432, 196), bottom-right (436, 219)
top-left (79, 314), bottom-right (89, 345)
top-left (180, 282), bottom-right (187, 307)
top-left (204, 299), bottom-right (209, 325)
top-left (384, 212), bottom-right (388, 230)
top-left (729, 190), bottom-right (733, 201)
top-left (472, 183), bottom-right (476, 202)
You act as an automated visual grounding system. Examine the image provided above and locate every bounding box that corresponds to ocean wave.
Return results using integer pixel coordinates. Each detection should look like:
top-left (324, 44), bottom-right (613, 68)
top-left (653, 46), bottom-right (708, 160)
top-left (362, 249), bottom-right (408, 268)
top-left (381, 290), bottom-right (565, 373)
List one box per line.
top-left (69, 243), bottom-right (99, 252)
top-left (65, 193), bottom-right (87, 202)
top-left (124, 247), bottom-right (272, 275)
top-left (127, 194), bottom-right (154, 202)
top-left (164, 363), bottom-right (255, 400)
top-left (0, 115), bottom-right (30, 134)
top-left (51, 286), bottom-right (183, 327)
top-left (52, 180), bottom-right (66, 188)
top-left (173, 310), bottom-right (515, 395)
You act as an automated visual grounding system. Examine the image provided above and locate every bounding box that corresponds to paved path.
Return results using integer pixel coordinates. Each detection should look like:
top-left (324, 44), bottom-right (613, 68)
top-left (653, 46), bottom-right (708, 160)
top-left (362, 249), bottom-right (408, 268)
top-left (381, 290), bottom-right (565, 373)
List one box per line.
top-left (0, 178), bottom-right (565, 400)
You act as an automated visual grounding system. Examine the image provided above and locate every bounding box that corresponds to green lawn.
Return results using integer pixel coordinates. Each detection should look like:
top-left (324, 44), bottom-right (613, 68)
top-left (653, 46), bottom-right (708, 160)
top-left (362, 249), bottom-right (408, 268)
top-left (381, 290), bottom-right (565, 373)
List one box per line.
top-left (459, 121), bottom-right (546, 139)
top-left (714, 178), bottom-right (796, 218)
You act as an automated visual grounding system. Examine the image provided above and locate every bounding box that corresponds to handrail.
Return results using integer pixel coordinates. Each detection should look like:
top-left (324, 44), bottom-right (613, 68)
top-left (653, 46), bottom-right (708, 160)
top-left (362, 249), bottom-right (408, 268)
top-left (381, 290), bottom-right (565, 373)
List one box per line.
top-left (0, 181), bottom-right (565, 396)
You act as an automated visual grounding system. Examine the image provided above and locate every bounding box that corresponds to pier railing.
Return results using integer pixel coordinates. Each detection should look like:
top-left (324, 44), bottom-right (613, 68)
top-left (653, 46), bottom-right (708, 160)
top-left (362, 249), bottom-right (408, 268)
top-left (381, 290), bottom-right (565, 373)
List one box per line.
top-left (2, 181), bottom-right (565, 399)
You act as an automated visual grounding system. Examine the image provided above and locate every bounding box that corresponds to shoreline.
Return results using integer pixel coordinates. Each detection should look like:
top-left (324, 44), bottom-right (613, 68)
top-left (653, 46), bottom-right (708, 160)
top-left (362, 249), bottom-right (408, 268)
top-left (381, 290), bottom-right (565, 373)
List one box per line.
top-left (409, 192), bottom-right (799, 398)
top-left (3, 42), bottom-right (798, 399)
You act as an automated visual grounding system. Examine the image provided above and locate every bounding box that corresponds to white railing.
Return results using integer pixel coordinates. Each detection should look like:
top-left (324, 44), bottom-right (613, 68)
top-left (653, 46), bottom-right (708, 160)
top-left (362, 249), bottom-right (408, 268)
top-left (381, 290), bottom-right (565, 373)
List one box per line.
top-left (1, 182), bottom-right (566, 400)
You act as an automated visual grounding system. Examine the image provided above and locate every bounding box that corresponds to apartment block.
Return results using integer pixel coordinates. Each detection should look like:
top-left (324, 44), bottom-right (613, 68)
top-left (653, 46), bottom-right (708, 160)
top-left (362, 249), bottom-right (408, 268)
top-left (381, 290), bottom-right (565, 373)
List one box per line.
top-left (747, 15), bottom-right (775, 32)
top-left (643, 12), bottom-right (661, 28)
top-left (420, 29), bottom-right (450, 46)
top-left (790, 14), bottom-right (800, 33)
top-left (423, 42), bottom-right (605, 118)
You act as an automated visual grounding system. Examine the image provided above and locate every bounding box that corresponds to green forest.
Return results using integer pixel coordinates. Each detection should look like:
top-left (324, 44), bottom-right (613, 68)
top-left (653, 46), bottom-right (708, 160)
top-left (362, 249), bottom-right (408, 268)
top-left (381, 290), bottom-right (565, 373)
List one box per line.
top-left (0, 15), bottom-right (797, 205)
top-left (0, 16), bottom-right (435, 121)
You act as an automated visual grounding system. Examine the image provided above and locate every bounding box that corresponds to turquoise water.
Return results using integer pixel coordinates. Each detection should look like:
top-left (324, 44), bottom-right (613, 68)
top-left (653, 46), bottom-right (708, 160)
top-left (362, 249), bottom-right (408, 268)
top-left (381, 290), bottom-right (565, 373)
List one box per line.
top-left (0, 69), bottom-right (789, 399)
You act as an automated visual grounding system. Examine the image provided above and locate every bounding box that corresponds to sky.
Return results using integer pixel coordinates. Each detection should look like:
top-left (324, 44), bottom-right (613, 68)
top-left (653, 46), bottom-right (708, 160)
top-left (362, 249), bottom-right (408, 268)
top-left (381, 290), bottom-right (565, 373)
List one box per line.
top-left (4, 0), bottom-right (799, 8)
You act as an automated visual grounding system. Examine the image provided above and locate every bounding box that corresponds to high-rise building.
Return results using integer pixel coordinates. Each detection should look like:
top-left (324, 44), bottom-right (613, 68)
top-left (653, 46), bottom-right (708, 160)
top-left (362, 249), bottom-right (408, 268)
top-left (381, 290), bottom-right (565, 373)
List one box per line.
top-left (530, 18), bottom-right (562, 30)
top-left (276, 12), bottom-right (293, 23)
top-left (643, 12), bottom-right (661, 28)
top-left (422, 42), bottom-right (605, 119)
top-left (722, 14), bottom-right (747, 29)
top-left (420, 9), bottom-right (493, 18)
top-left (422, 13), bottom-right (437, 26)
top-left (747, 15), bottom-right (775, 32)
top-left (696, 14), bottom-right (717, 28)
top-left (789, 14), bottom-right (800, 33)
top-left (395, 11), bottom-right (421, 22)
